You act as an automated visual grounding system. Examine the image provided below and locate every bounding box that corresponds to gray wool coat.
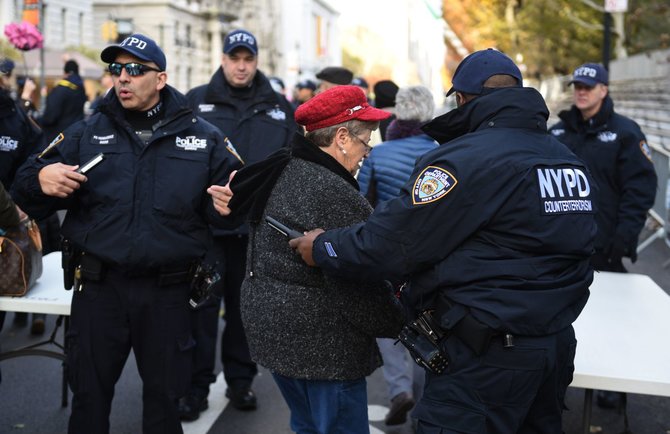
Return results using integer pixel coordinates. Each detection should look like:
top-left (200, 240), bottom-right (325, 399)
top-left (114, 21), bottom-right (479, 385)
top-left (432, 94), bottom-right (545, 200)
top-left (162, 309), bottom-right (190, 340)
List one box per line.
top-left (240, 157), bottom-right (404, 381)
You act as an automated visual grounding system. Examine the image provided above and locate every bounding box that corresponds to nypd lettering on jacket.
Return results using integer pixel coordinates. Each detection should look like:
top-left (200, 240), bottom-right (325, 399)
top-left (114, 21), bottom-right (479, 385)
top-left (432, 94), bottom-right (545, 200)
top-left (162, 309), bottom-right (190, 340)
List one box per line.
top-left (537, 166), bottom-right (593, 215)
top-left (176, 136), bottom-right (207, 151)
top-left (0, 135), bottom-right (19, 151)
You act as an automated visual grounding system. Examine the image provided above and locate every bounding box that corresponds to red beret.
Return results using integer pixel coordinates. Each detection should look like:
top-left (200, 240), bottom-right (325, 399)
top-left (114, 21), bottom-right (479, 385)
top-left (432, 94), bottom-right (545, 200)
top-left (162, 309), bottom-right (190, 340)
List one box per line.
top-left (295, 85), bottom-right (391, 132)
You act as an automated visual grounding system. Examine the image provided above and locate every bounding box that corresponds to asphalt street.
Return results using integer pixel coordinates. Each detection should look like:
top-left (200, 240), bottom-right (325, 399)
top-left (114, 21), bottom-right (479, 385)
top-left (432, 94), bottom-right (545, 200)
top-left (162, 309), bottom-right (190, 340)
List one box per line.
top-left (1, 235), bottom-right (669, 434)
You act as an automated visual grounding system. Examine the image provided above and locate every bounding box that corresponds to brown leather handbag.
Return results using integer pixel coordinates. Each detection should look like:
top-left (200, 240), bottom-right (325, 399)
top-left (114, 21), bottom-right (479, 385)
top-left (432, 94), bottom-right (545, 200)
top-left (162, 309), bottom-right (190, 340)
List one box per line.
top-left (0, 218), bottom-right (43, 296)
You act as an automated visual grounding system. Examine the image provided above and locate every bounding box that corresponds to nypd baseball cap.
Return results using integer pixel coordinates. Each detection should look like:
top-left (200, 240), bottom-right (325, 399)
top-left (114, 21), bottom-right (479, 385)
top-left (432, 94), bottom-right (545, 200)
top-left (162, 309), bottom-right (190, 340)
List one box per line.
top-left (224, 29), bottom-right (258, 55)
top-left (101, 34), bottom-right (166, 71)
top-left (569, 63), bottom-right (608, 87)
top-left (0, 58), bottom-right (15, 75)
top-left (447, 48), bottom-right (522, 96)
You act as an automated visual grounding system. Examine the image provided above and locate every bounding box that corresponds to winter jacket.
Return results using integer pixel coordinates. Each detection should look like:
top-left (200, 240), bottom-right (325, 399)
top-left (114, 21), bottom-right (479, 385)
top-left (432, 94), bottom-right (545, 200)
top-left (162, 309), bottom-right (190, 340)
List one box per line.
top-left (311, 87), bottom-right (597, 336)
top-left (38, 74), bottom-right (87, 143)
top-left (549, 95), bottom-right (657, 259)
top-left (358, 134), bottom-right (437, 204)
top-left (237, 133), bottom-right (404, 380)
top-left (0, 88), bottom-right (44, 189)
top-left (11, 85), bottom-right (241, 268)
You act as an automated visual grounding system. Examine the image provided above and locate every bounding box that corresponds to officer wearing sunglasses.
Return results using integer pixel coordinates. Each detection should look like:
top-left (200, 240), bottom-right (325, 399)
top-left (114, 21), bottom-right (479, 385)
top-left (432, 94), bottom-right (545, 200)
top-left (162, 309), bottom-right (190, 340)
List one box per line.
top-left (11, 33), bottom-right (242, 434)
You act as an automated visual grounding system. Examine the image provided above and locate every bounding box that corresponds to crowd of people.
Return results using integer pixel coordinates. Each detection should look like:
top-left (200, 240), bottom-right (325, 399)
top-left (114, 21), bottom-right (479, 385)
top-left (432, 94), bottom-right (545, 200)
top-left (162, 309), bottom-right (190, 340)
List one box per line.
top-left (0, 27), bottom-right (658, 434)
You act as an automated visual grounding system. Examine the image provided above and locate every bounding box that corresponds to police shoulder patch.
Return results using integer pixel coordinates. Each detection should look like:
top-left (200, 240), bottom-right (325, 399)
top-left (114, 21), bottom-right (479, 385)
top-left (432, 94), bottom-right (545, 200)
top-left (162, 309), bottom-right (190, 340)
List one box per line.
top-left (38, 132), bottom-right (65, 158)
top-left (639, 140), bottom-right (652, 162)
top-left (412, 166), bottom-right (458, 205)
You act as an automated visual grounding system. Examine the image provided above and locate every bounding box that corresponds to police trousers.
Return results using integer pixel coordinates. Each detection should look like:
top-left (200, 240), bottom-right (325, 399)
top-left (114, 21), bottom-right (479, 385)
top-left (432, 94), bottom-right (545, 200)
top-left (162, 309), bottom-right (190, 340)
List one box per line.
top-left (413, 326), bottom-right (576, 434)
top-left (66, 270), bottom-right (194, 434)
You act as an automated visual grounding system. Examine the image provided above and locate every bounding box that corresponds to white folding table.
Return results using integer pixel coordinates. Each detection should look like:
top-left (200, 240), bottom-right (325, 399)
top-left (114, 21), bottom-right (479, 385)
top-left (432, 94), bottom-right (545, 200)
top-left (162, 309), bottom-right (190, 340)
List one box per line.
top-left (0, 252), bottom-right (71, 406)
top-left (571, 271), bottom-right (670, 433)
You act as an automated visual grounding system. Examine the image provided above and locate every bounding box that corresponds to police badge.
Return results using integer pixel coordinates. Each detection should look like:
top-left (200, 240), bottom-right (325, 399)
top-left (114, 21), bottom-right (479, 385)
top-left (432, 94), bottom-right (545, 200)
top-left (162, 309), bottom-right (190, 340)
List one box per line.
top-left (412, 166), bottom-right (458, 205)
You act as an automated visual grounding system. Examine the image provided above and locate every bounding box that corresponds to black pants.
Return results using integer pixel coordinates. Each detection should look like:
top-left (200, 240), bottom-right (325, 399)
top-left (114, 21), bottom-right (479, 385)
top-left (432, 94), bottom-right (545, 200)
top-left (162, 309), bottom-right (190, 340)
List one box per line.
top-left (414, 326), bottom-right (576, 434)
top-left (66, 271), bottom-right (193, 434)
top-left (187, 235), bottom-right (257, 396)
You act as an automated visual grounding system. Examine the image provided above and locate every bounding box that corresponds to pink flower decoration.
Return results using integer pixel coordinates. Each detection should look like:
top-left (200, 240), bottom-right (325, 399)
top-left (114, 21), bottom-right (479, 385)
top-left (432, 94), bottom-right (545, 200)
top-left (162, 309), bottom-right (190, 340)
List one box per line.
top-left (4, 21), bottom-right (44, 51)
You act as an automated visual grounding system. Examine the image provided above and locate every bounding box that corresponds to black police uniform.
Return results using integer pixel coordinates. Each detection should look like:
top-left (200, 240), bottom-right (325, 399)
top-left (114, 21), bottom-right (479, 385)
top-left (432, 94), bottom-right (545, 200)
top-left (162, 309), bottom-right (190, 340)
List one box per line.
top-left (0, 87), bottom-right (45, 332)
top-left (37, 74), bottom-right (87, 143)
top-left (307, 87), bottom-right (597, 433)
top-left (11, 85), bottom-right (242, 434)
top-left (0, 87), bottom-right (44, 190)
top-left (183, 68), bottom-right (295, 403)
top-left (550, 95), bottom-right (657, 271)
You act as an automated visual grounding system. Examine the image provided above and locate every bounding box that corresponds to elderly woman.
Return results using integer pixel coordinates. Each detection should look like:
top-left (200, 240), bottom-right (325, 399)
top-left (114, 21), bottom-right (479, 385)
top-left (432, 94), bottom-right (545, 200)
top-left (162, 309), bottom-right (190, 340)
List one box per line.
top-left (228, 85), bottom-right (404, 433)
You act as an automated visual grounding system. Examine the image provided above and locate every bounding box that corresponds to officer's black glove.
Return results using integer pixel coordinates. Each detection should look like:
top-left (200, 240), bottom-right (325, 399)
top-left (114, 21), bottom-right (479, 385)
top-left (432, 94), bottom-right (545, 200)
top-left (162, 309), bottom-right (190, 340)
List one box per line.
top-left (607, 237), bottom-right (630, 264)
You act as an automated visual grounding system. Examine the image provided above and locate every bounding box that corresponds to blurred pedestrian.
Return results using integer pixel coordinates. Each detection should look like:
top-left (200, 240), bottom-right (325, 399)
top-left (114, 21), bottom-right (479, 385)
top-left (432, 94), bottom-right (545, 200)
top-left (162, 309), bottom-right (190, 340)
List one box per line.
top-left (88, 71), bottom-right (114, 114)
top-left (352, 76), bottom-right (371, 103)
top-left (357, 85), bottom-right (438, 425)
top-left (315, 66), bottom-right (353, 93)
top-left (11, 33), bottom-right (241, 434)
top-left (292, 79), bottom-right (316, 110)
top-left (290, 49), bottom-right (597, 434)
top-left (227, 85), bottom-right (403, 433)
top-left (183, 28), bottom-right (296, 418)
top-left (373, 80), bottom-right (399, 141)
top-left (549, 62), bottom-right (657, 410)
top-left (37, 59), bottom-right (87, 143)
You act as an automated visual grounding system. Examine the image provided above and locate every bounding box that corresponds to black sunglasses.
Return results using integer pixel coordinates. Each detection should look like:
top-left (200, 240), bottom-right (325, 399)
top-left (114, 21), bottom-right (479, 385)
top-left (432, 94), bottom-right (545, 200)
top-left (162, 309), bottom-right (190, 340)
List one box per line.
top-left (108, 62), bottom-right (162, 77)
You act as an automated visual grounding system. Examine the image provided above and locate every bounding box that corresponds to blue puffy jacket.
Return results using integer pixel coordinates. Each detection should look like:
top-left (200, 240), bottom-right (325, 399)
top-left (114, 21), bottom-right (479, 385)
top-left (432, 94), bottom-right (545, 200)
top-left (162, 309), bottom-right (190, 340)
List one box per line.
top-left (358, 134), bottom-right (437, 205)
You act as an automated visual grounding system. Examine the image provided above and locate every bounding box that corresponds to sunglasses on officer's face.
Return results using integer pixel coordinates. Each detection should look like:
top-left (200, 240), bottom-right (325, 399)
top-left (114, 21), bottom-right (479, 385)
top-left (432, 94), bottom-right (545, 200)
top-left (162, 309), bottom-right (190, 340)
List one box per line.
top-left (108, 62), bottom-right (162, 77)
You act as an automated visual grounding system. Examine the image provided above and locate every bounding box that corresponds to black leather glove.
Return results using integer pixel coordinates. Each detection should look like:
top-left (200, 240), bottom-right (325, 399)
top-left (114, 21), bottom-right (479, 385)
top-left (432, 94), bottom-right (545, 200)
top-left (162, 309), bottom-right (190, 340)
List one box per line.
top-left (607, 237), bottom-right (630, 264)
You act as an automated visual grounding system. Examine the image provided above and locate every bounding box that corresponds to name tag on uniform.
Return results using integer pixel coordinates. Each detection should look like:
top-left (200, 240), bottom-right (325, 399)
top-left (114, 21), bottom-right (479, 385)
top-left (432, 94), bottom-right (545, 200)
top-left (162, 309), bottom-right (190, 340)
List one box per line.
top-left (91, 134), bottom-right (117, 145)
top-left (536, 166), bottom-right (593, 215)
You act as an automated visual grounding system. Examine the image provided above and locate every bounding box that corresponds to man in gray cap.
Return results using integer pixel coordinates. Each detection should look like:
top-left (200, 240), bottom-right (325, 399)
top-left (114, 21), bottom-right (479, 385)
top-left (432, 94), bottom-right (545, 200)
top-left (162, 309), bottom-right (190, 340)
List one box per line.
top-left (290, 49), bottom-right (596, 433)
top-left (315, 66), bottom-right (353, 93)
top-left (12, 33), bottom-right (241, 434)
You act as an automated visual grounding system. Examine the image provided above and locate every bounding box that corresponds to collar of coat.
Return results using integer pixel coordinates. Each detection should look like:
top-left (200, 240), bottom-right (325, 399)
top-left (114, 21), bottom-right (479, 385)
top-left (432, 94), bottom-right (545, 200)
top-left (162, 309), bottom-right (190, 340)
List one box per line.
top-left (228, 132), bottom-right (359, 222)
top-left (422, 87), bottom-right (550, 145)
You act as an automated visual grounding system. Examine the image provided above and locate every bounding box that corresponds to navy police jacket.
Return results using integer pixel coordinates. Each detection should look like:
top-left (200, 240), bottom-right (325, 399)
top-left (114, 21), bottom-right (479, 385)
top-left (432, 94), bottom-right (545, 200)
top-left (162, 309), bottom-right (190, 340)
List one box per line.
top-left (311, 87), bottom-right (597, 336)
top-left (549, 96), bottom-right (657, 258)
top-left (186, 68), bottom-right (296, 236)
top-left (11, 85), bottom-right (242, 269)
top-left (0, 89), bottom-right (44, 189)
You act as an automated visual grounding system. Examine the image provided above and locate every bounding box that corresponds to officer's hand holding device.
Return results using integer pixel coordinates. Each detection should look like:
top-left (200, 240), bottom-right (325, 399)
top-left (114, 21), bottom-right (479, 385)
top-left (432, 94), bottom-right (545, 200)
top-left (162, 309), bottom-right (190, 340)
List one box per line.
top-left (75, 152), bottom-right (105, 174)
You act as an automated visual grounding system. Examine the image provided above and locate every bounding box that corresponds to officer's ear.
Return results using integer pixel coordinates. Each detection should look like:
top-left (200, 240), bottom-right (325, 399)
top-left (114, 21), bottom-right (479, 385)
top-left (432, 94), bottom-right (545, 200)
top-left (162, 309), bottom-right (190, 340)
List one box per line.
top-left (455, 92), bottom-right (466, 108)
top-left (155, 71), bottom-right (168, 91)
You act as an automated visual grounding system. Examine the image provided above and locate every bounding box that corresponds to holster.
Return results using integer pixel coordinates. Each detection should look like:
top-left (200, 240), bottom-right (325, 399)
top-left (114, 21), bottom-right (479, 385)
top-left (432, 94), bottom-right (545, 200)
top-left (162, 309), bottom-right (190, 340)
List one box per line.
top-left (437, 296), bottom-right (497, 356)
top-left (79, 253), bottom-right (104, 282)
top-left (61, 238), bottom-right (80, 290)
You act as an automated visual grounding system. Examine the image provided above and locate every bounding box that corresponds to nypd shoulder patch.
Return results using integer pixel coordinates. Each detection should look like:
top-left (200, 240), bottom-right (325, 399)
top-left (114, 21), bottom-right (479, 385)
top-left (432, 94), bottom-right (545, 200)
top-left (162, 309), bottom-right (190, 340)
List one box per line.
top-left (412, 166), bottom-right (458, 205)
top-left (38, 132), bottom-right (65, 158)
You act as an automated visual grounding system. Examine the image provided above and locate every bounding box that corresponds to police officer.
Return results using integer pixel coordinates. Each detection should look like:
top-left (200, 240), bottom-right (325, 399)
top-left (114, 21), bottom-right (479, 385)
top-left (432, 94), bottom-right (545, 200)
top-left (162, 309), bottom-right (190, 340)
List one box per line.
top-left (549, 63), bottom-right (657, 408)
top-left (11, 34), bottom-right (241, 434)
top-left (0, 57), bottom-right (45, 334)
top-left (182, 29), bottom-right (295, 417)
top-left (289, 49), bottom-right (597, 433)
top-left (37, 59), bottom-right (87, 143)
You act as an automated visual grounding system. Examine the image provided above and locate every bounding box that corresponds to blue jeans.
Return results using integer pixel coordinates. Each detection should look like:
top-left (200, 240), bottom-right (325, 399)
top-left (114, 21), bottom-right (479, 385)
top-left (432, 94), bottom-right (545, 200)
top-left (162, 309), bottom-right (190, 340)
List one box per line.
top-left (271, 372), bottom-right (369, 434)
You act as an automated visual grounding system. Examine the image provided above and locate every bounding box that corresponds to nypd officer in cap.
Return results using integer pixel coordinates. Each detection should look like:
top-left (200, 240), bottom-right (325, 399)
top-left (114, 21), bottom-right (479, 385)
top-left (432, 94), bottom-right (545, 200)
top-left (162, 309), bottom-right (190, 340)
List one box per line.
top-left (550, 63), bottom-right (656, 409)
top-left (182, 29), bottom-right (295, 417)
top-left (12, 34), bottom-right (242, 434)
top-left (289, 49), bottom-right (597, 433)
